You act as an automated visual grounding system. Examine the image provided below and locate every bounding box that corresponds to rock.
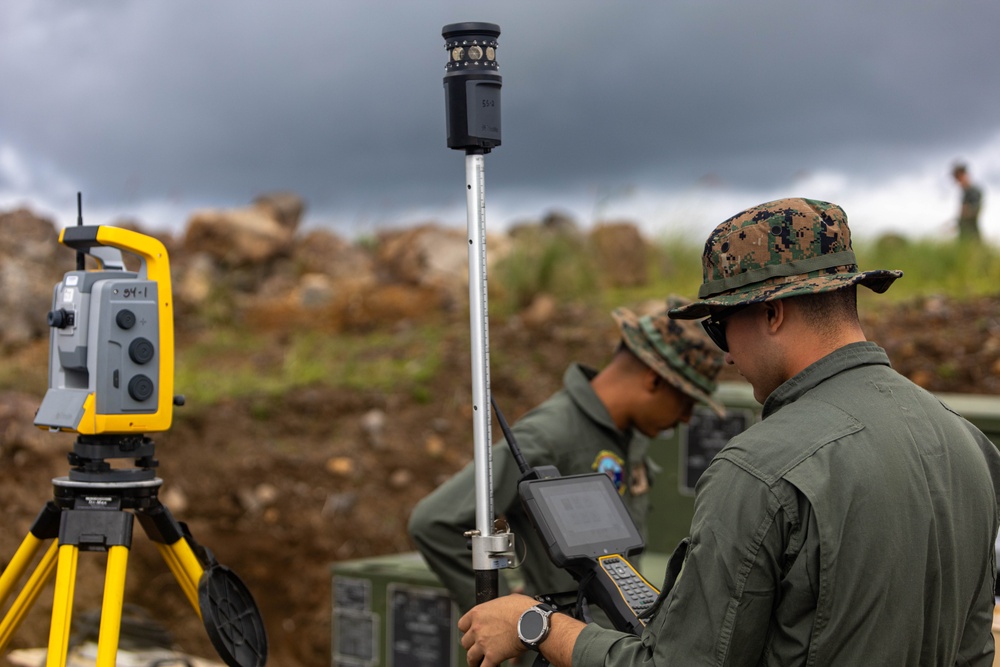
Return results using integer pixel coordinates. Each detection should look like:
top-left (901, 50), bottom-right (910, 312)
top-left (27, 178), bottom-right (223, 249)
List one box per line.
top-left (519, 293), bottom-right (558, 328)
top-left (252, 192), bottom-right (306, 233)
top-left (374, 223), bottom-right (511, 308)
top-left (254, 482), bottom-right (279, 506)
top-left (183, 205), bottom-right (295, 267)
top-left (297, 273), bottom-right (335, 308)
top-left (388, 468), bottom-right (414, 488)
top-left (375, 224), bottom-right (466, 286)
top-left (589, 220), bottom-right (648, 287)
top-left (323, 491), bottom-right (358, 516)
top-left (237, 482), bottom-right (280, 514)
top-left (0, 209), bottom-right (65, 346)
top-left (360, 409), bottom-right (386, 449)
top-left (326, 456), bottom-right (355, 476)
top-left (293, 229), bottom-right (375, 288)
top-left (424, 433), bottom-right (446, 458)
top-left (160, 485), bottom-right (189, 514)
top-left (431, 418), bottom-right (452, 433)
top-left (174, 252), bottom-right (218, 305)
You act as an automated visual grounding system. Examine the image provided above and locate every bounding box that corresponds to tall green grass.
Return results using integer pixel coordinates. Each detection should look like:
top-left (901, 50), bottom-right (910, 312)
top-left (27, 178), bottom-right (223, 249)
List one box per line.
top-left (490, 230), bottom-right (599, 314)
top-left (610, 234), bottom-right (1000, 307)
top-left (174, 325), bottom-right (444, 407)
top-left (490, 230), bottom-right (707, 314)
top-left (854, 237), bottom-right (1000, 301)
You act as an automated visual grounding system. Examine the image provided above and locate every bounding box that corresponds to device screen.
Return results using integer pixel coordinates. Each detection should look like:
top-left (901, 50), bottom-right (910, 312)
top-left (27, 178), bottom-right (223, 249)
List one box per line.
top-left (520, 473), bottom-right (643, 563)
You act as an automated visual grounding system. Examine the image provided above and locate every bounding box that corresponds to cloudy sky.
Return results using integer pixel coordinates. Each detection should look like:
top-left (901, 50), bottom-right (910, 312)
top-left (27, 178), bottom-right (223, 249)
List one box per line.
top-left (2, 1), bottom-right (999, 244)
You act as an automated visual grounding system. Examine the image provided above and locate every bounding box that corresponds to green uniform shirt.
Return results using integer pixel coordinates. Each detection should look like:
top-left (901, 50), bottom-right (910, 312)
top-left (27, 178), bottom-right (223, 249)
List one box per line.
top-left (574, 342), bottom-right (1000, 666)
top-left (409, 363), bottom-right (652, 613)
top-left (959, 184), bottom-right (984, 241)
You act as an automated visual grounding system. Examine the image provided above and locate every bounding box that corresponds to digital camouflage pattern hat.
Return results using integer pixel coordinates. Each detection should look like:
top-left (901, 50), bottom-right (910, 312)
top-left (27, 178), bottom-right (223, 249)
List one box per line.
top-left (669, 198), bottom-right (902, 320)
top-left (613, 296), bottom-right (726, 416)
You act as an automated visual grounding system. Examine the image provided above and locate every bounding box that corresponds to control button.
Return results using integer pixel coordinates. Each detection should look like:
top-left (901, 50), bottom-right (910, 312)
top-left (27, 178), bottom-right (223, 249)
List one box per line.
top-left (129, 337), bottom-right (155, 364)
top-left (116, 309), bottom-right (136, 329)
top-left (128, 375), bottom-right (154, 401)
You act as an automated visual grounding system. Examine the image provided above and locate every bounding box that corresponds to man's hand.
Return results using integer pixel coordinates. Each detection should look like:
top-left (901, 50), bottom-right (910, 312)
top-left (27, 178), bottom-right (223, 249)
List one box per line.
top-left (459, 593), bottom-right (586, 667)
top-left (459, 594), bottom-right (536, 666)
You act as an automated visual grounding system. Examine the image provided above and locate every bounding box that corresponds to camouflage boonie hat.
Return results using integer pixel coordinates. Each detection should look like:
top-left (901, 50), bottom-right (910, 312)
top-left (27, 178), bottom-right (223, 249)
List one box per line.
top-left (669, 198), bottom-right (903, 319)
top-left (613, 296), bottom-right (726, 416)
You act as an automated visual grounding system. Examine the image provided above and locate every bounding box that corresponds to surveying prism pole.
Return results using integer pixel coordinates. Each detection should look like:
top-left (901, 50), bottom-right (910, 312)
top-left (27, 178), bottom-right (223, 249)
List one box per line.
top-left (442, 22), bottom-right (514, 605)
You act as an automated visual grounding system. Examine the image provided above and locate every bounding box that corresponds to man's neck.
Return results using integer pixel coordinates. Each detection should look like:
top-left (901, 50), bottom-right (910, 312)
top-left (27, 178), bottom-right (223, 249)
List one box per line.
top-left (784, 327), bottom-right (867, 381)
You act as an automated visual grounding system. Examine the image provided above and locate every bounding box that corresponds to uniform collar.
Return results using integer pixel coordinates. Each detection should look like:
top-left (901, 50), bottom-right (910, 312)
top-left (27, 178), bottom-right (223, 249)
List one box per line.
top-left (761, 341), bottom-right (892, 419)
top-left (564, 363), bottom-right (632, 443)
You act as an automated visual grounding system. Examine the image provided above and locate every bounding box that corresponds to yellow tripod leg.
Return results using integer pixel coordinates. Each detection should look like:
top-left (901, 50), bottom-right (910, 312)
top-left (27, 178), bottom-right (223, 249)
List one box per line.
top-left (95, 545), bottom-right (129, 667)
top-left (0, 533), bottom-right (45, 607)
top-left (0, 540), bottom-right (59, 653)
top-left (156, 538), bottom-right (204, 618)
top-left (46, 544), bottom-right (79, 667)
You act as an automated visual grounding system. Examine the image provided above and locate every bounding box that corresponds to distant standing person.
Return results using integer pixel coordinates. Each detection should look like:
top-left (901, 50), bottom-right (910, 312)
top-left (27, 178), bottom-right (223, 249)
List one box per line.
top-left (952, 161), bottom-right (983, 241)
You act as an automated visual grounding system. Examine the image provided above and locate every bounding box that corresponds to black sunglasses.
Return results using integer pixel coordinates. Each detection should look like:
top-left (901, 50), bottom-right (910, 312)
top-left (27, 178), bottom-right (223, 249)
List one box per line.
top-left (701, 304), bottom-right (752, 352)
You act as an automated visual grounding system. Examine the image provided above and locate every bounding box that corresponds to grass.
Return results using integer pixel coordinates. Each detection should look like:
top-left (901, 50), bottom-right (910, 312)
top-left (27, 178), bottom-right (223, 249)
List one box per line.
top-left (599, 234), bottom-right (1000, 310)
top-left (854, 237), bottom-right (1000, 301)
top-left (174, 325), bottom-right (445, 406)
top-left (491, 230), bottom-right (600, 315)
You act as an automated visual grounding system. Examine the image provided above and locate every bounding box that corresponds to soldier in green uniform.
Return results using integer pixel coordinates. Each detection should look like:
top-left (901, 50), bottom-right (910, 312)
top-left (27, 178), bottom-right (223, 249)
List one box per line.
top-left (459, 198), bottom-right (1000, 667)
top-left (408, 299), bottom-right (725, 614)
top-left (952, 162), bottom-right (984, 241)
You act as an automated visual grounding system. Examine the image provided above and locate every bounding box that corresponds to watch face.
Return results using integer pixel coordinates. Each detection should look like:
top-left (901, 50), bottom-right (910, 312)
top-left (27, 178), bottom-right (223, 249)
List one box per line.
top-left (520, 608), bottom-right (546, 643)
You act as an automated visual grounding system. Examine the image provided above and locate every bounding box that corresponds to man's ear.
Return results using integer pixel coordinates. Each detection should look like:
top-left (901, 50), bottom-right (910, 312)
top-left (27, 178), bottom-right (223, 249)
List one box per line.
top-left (763, 299), bottom-right (784, 334)
top-left (644, 368), bottom-right (663, 393)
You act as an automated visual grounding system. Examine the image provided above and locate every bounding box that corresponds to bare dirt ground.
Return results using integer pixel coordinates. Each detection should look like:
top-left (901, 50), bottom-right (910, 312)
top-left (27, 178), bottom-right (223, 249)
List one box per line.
top-left (1, 294), bottom-right (999, 666)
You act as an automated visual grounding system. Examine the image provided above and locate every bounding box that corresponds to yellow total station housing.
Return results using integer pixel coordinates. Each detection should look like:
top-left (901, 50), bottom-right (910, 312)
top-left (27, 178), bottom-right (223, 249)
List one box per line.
top-left (34, 225), bottom-right (175, 435)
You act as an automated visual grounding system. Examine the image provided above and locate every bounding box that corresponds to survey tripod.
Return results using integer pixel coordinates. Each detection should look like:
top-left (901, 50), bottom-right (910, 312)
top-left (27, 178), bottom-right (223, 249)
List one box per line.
top-left (0, 433), bottom-right (267, 667)
top-left (1, 213), bottom-right (266, 666)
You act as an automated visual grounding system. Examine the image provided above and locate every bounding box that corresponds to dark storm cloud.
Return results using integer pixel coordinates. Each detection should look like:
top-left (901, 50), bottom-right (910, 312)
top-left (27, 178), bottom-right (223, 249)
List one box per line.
top-left (2, 1), bottom-right (999, 228)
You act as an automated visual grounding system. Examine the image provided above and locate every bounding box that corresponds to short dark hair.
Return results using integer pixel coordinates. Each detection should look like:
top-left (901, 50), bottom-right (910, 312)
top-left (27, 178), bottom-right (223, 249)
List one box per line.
top-left (793, 287), bottom-right (859, 333)
top-left (952, 162), bottom-right (968, 178)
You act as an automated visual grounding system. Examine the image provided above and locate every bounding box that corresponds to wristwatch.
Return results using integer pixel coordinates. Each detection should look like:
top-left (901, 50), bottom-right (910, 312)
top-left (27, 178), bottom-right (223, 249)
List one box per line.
top-left (517, 602), bottom-right (556, 649)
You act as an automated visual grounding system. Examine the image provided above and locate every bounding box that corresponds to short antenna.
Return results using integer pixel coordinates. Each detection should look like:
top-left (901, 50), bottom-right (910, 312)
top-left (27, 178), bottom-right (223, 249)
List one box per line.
top-left (75, 192), bottom-right (85, 270)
